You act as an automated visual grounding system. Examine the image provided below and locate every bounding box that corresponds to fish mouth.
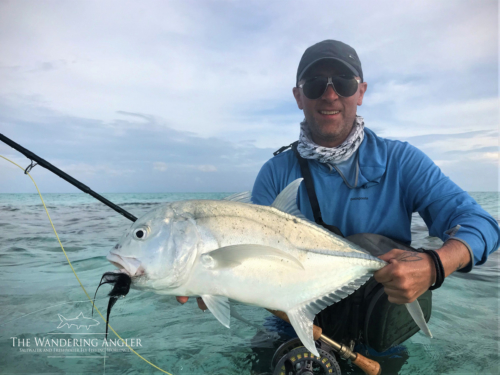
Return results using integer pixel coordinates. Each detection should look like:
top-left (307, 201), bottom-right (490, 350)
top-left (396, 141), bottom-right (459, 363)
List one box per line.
top-left (107, 251), bottom-right (145, 277)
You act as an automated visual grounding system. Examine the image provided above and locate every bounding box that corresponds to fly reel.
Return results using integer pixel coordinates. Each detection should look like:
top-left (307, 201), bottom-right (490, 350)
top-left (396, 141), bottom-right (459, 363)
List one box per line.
top-left (271, 339), bottom-right (341, 375)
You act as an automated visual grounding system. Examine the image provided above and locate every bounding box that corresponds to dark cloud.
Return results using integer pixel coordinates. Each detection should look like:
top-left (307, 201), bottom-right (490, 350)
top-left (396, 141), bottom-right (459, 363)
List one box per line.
top-left (0, 99), bottom-right (274, 193)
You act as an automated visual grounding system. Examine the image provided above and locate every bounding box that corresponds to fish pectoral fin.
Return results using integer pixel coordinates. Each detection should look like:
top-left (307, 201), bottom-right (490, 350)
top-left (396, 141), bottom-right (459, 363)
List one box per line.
top-left (223, 191), bottom-right (253, 204)
top-left (287, 306), bottom-right (320, 357)
top-left (405, 300), bottom-right (433, 338)
top-left (202, 244), bottom-right (304, 270)
top-left (202, 295), bottom-right (230, 328)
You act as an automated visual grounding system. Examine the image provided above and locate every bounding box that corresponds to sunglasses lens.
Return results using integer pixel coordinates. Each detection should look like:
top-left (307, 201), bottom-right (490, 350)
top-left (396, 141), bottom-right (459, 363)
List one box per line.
top-left (302, 76), bottom-right (359, 99)
top-left (332, 76), bottom-right (358, 97)
top-left (302, 77), bottom-right (329, 100)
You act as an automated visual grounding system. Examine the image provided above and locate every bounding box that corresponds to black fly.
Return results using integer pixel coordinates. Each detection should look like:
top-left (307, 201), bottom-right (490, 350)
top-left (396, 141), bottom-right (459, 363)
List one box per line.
top-left (92, 272), bottom-right (132, 338)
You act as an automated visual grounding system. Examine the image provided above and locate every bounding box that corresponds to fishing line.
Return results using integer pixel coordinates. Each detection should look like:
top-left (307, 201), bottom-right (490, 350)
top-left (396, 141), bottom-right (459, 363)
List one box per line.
top-left (0, 155), bottom-right (173, 375)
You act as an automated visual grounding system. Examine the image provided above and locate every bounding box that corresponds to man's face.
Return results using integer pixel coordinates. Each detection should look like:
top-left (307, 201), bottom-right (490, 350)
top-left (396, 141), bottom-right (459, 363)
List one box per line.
top-left (292, 62), bottom-right (367, 148)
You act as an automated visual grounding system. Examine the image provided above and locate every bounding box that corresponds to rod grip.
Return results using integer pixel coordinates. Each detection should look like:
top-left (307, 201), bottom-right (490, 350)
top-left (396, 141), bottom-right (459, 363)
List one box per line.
top-left (266, 309), bottom-right (322, 341)
top-left (352, 353), bottom-right (382, 375)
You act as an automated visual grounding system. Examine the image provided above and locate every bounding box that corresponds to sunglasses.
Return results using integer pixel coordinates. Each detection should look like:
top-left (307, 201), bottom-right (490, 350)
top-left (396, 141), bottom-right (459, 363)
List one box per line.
top-left (299, 76), bottom-right (361, 99)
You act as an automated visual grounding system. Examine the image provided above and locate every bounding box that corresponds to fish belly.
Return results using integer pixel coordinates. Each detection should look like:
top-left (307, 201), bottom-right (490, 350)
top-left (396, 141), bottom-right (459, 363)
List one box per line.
top-left (190, 251), bottom-right (381, 312)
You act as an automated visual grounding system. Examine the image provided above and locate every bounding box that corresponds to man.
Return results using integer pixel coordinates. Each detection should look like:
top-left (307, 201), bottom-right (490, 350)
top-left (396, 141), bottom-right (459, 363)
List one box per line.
top-left (250, 39), bottom-right (500, 307)
top-left (178, 40), bottom-right (499, 339)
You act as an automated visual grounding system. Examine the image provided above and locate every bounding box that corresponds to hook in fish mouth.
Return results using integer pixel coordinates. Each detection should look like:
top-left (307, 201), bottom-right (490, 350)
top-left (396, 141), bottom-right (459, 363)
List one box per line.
top-left (92, 271), bottom-right (132, 338)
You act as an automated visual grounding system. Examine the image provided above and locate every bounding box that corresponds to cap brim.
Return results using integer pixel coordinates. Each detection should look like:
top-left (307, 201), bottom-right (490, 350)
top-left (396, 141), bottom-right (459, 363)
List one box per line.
top-left (297, 57), bottom-right (360, 83)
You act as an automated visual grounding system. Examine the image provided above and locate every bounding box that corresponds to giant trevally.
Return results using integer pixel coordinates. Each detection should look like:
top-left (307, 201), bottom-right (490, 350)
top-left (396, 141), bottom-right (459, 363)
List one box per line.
top-left (103, 178), bottom-right (431, 356)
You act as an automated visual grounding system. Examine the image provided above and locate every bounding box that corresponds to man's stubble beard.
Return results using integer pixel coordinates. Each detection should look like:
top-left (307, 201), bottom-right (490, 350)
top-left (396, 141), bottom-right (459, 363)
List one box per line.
top-left (308, 117), bottom-right (356, 147)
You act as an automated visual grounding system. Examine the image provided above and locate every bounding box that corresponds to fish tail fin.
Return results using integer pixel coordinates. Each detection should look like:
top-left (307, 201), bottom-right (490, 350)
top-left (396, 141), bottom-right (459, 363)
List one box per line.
top-left (57, 314), bottom-right (67, 329)
top-left (405, 300), bottom-right (433, 338)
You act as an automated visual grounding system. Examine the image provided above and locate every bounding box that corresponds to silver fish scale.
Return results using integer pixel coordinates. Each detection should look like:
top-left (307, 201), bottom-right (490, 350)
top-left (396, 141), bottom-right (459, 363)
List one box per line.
top-left (176, 199), bottom-right (368, 256)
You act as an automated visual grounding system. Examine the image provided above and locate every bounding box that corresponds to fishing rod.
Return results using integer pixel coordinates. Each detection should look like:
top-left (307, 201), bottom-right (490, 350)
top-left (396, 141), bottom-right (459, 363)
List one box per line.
top-left (0, 133), bottom-right (137, 222)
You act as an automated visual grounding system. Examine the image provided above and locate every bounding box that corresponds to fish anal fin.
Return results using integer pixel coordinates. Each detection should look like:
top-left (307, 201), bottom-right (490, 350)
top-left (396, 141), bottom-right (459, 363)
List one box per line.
top-left (285, 272), bottom-right (374, 356)
top-left (201, 244), bottom-right (304, 270)
top-left (202, 295), bottom-right (230, 328)
top-left (306, 272), bottom-right (372, 315)
top-left (287, 306), bottom-right (319, 357)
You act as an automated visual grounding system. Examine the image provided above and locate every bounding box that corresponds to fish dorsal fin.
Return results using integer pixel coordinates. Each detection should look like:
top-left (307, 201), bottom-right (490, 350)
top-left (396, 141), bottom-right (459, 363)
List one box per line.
top-left (223, 191), bottom-right (253, 203)
top-left (286, 272), bottom-right (373, 356)
top-left (202, 295), bottom-right (230, 328)
top-left (201, 244), bottom-right (304, 270)
top-left (271, 179), bottom-right (351, 239)
top-left (271, 178), bottom-right (308, 220)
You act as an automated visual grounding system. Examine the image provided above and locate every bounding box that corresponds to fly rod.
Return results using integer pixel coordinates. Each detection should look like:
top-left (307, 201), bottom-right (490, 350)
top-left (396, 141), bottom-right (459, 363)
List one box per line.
top-left (0, 133), bottom-right (137, 222)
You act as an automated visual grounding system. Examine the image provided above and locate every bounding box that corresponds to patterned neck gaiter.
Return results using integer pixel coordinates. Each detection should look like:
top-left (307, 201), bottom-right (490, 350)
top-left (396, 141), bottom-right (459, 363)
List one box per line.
top-left (297, 115), bottom-right (365, 164)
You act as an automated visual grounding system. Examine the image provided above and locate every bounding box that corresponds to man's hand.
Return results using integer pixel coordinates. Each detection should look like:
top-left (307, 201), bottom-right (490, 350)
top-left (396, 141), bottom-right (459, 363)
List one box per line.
top-left (374, 239), bottom-right (471, 304)
top-left (176, 296), bottom-right (208, 310)
top-left (374, 249), bottom-right (435, 304)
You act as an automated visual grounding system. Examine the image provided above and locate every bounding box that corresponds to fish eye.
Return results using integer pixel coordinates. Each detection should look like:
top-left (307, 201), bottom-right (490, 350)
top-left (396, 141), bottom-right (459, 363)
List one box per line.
top-left (133, 226), bottom-right (149, 240)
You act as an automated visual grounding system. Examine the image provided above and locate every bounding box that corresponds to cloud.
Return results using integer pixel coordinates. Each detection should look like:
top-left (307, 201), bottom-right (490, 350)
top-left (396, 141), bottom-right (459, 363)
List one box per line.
top-left (446, 146), bottom-right (498, 155)
top-left (0, 98), bottom-right (275, 193)
top-left (153, 162), bottom-right (168, 172)
top-left (197, 165), bottom-right (217, 172)
top-left (0, 0), bottom-right (498, 192)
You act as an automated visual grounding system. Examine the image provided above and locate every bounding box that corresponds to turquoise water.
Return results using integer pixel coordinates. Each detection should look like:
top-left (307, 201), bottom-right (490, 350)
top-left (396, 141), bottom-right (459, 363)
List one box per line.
top-left (0, 192), bottom-right (498, 374)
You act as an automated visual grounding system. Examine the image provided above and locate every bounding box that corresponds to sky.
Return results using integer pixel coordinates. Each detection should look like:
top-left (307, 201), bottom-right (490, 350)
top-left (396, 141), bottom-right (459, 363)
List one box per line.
top-left (0, 0), bottom-right (498, 193)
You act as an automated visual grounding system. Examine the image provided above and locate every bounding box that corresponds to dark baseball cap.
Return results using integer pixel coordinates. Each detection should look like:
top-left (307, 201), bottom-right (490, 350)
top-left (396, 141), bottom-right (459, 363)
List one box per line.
top-left (296, 40), bottom-right (363, 85)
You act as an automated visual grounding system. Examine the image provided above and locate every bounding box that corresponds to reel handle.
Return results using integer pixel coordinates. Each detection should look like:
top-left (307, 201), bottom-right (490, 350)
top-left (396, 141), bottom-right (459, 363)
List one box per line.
top-left (267, 309), bottom-right (381, 375)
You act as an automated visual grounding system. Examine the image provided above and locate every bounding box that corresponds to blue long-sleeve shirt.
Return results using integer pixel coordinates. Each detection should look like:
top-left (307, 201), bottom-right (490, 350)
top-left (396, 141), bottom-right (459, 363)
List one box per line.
top-left (252, 128), bottom-right (500, 271)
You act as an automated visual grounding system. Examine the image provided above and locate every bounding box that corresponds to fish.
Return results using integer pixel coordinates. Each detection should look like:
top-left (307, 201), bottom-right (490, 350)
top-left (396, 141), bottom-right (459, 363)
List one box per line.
top-left (57, 312), bottom-right (100, 330)
top-left (102, 178), bottom-right (432, 356)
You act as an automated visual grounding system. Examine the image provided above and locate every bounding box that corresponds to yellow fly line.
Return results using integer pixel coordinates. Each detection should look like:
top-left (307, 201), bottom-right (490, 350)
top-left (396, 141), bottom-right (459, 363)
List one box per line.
top-left (1, 155), bottom-right (173, 375)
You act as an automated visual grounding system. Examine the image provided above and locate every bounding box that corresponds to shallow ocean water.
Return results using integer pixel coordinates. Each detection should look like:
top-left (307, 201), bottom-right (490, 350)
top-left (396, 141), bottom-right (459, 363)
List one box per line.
top-left (0, 192), bottom-right (498, 375)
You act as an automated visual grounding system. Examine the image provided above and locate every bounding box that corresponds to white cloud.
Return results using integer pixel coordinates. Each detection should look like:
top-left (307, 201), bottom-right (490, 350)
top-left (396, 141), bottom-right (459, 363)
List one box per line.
top-left (0, 0), bottom-right (498, 192)
top-left (471, 152), bottom-right (499, 164)
top-left (197, 164), bottom-right (217, 172)
top-left (153, 162), bottom-right (168, 172)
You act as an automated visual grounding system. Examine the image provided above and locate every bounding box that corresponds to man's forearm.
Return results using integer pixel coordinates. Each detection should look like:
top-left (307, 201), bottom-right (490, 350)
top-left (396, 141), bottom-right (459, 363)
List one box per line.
top-left (374, 239), bottom-right (473, 304)
top-left (436, 239), bottom-right (472, 277)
